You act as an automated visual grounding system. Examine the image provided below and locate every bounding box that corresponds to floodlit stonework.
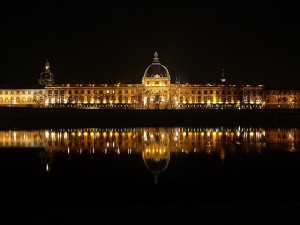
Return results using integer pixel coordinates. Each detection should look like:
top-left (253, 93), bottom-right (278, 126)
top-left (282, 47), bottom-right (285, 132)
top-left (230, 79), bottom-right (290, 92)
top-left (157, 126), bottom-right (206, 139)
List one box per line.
top-left (0, 52), bottom-right (299, 109)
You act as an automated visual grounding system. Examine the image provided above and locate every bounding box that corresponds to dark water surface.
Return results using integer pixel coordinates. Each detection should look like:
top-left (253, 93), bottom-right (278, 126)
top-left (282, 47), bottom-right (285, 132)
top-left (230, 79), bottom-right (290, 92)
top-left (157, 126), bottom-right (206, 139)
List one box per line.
top-left (0, 126), bottom-right (300, 224)
top-left (0, 126), bottom-right (300, 225)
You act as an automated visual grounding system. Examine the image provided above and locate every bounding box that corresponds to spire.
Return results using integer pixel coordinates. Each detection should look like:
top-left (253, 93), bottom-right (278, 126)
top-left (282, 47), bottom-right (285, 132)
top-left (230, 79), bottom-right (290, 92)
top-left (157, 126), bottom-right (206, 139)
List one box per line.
top-left (45, 60), bottom-right (50, 72)
top-left (221, 68), bottom-right (226, 83)
top-left (152, 51), bottom-right (160, 64)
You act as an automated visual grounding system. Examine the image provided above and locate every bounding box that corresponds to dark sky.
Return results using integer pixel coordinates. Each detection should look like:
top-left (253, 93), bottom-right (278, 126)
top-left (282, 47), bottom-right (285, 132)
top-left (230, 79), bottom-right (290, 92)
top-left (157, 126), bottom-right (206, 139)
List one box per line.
top-left (0, 0), bottom-right (299, 88)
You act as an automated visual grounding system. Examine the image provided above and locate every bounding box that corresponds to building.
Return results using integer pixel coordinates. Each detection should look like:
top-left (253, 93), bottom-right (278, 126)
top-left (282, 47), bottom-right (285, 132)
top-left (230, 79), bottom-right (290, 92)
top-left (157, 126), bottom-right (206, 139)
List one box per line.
top-left (0, 52), bottom-right (299, 109)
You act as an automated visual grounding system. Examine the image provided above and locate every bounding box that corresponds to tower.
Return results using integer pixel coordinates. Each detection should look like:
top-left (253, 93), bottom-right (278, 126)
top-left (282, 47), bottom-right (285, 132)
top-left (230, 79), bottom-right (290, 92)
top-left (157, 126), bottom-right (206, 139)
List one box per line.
top-left (221, 68), bottom-right (226, 84)
top-left (38, 60), bottom-right (54, 86)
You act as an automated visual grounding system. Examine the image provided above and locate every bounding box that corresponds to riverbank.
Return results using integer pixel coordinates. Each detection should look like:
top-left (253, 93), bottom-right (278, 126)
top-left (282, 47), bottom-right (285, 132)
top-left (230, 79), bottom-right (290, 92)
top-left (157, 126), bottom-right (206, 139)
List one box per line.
top-left (0, 107), bottom-right (299, 129)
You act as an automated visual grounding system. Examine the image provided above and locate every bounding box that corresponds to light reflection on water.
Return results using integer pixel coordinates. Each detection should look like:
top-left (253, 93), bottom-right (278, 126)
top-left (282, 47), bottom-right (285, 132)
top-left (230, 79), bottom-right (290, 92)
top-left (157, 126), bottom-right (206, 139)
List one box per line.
top-left (0, 126), bottom-right (298, 180)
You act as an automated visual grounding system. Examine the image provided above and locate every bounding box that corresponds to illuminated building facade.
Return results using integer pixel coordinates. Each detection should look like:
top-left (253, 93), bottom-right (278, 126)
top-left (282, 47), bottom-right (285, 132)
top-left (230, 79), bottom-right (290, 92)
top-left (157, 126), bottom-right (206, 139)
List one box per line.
top-left (0, 52), bottom-right (299, 109)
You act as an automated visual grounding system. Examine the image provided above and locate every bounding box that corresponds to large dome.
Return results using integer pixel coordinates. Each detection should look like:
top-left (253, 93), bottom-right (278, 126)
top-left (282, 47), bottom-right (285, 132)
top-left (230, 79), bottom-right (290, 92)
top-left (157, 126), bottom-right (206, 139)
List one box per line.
top-left (143, 52), bottom-right (170, 78)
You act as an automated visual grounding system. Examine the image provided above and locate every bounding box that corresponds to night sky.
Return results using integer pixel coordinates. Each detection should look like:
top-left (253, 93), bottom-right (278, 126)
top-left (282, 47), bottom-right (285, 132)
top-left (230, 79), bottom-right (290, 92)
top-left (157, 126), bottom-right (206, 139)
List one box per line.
top-left (0, 1), bottom-right (299, 88)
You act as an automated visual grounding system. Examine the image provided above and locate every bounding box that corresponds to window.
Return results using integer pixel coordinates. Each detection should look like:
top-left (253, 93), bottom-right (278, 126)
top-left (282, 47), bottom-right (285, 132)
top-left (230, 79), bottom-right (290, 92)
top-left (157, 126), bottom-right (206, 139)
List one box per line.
top-left (0, 91), bottom-right (2, 95)
top-left (28, 91), bottom-right (31, 94)
top-left (106, 90), bottom-right (110, 94)
top-left (16, 91), bottom-right (20, 95)
top-left (5, 91), bottom-right (8, 95)
top-left (22, 91), bottom-right (25, 95)
top-left (11, 91), bottom-right (14, 95)
top-left (48, 90), bottom-right (52, 95)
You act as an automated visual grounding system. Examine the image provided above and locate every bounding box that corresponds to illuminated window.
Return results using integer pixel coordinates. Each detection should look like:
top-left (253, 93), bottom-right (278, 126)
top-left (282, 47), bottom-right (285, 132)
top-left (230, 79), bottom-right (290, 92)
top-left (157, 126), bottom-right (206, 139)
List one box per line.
top-left (112, 90), bottom-right (115, 94)
top-left (106, 90), bottom-right (110, 94)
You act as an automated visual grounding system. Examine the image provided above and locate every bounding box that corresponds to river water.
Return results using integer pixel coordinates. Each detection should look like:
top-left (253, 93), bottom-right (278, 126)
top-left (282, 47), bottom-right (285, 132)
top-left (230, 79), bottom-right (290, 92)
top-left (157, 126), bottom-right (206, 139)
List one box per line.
top-left (0, 126), bottom-right (299, 208)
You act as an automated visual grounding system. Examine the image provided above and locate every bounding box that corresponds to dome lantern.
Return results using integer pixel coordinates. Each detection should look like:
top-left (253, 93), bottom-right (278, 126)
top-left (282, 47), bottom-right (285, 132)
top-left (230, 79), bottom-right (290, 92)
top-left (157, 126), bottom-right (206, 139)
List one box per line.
top-left (38, 60), bottom-right (55, 86)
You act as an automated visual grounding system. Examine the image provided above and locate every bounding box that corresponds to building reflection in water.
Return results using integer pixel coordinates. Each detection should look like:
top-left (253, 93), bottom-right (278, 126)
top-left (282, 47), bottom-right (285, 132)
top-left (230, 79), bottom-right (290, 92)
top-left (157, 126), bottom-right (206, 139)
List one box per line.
top-left (0, 127), bottom-right (298, 182)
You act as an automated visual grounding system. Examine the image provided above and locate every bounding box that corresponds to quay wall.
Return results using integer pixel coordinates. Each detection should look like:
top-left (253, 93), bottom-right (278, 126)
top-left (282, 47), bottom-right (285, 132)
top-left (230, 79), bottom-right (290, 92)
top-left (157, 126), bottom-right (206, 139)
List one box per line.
top-left (0, 107), bottom-right (299, 129)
